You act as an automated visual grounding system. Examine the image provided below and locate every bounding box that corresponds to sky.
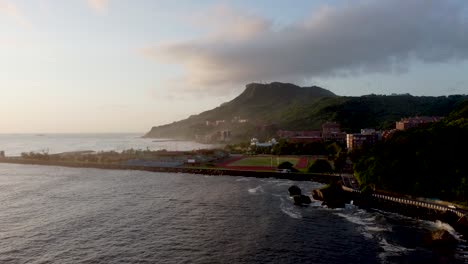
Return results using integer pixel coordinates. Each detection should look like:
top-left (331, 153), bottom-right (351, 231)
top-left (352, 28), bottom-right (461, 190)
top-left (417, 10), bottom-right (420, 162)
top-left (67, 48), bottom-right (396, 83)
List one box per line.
top-left (1, 0), bottom-right (468, 133)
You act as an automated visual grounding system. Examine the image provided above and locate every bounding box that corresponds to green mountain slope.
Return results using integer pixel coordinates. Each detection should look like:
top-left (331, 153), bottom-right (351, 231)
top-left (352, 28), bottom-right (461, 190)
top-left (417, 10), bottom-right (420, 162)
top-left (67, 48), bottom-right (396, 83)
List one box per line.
top-left (144, 82), bottom-right (467, 140)
top-left (353, 101), bottom-right (468, 204)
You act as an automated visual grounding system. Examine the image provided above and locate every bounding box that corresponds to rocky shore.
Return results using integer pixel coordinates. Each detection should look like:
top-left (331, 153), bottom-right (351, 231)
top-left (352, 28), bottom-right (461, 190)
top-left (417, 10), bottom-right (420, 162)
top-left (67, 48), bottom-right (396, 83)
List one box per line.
top-left (311, 181), bottom-right (468, 243)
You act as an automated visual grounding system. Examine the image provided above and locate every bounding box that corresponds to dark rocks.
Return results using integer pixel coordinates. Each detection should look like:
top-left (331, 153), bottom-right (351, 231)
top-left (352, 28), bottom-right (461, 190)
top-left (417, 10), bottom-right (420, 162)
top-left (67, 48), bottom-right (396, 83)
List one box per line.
top-left (423, 229), bottom-right (458, 249)
top-left (293, 195), bottom-right (312, 205)
top-left (454, 215), bottom-right (468, 238)
top-left (311, 181), bottom-right (353, 208)
top-left (288, 185), bottom-right (302, 196)
top-left (288, 185), bottom-right (312, 206)
top-left (312, 189), bottom-right (324, 201)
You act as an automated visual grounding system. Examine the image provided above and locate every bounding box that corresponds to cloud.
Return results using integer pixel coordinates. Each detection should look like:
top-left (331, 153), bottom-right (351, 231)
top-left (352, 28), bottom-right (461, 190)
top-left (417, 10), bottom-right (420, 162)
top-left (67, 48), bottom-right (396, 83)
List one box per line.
top-left (187, 4), bottom-right (271, 41)
top-left (87, 0), bottom-right (109, 14)
top-left (142, 0), bottom-right (468, 94)
top-left (0, 0), bottom-right (31, 27)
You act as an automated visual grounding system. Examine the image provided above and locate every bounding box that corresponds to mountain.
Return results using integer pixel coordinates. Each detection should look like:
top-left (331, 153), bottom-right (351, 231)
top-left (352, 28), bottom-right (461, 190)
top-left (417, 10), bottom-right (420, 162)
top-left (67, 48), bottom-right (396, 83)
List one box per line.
top-left (144, 82), bottom-right (467, 141)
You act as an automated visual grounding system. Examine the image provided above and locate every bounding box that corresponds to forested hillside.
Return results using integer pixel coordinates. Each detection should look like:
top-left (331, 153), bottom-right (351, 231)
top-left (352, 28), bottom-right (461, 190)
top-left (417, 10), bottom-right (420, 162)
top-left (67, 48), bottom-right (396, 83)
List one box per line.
top-left (353, 102), bottom-right (468, 204)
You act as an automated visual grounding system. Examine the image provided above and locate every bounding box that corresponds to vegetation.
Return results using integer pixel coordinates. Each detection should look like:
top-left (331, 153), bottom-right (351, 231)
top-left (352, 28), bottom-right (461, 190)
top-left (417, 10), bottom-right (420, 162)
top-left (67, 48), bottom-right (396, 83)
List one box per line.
top-left (278, 161), bottom-right (294, 170)
top-left (353, 101), bottom-right (468, 204)
top-left (308, 159), bottom-right (333, 174)
top-left (19, 148), bottom-right (229, 165)
top-left (228, 156), bottom-right (299, 167)
top-left (21, 151), bottom-right (50, 160)
top-left (277, 161), bottom-right (299, 172)
top-left (271, 140), bottom-right (329, 155)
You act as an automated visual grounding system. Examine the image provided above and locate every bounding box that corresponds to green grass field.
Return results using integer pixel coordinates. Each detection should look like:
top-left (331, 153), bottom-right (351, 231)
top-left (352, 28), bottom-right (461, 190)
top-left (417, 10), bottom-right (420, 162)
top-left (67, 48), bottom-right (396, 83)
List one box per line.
top-left (229, 156), bottom-right (299, 167)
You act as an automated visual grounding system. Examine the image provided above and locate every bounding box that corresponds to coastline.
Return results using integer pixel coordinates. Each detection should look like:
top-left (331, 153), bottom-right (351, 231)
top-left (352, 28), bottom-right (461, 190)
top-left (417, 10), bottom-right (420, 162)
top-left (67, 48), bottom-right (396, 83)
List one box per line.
top-left (0, 158), bottom-right (340, 184)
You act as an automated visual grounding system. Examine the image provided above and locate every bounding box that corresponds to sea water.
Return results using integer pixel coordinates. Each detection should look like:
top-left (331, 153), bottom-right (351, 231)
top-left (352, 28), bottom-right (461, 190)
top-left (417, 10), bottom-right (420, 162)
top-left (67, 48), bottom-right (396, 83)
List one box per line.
top-left (0, 164), bottom-right (466, 263)
top-left (0, 134), bottom-right (215, 156)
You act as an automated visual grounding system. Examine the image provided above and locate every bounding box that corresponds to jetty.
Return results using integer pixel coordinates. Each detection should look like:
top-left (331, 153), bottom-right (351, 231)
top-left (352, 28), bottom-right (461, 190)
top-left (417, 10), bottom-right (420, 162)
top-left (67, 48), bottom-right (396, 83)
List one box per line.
top-left (0, 157), bottom-right (341, 184)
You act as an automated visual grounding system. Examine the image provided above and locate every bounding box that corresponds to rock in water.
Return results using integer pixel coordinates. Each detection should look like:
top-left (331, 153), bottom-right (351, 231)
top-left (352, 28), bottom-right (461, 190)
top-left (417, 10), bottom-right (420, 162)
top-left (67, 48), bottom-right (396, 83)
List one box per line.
top-left (312, 189), bottom-right (324, 201)
top-left (310, 181), bottom-right (352, 208)
top-left (423, 229), bottom-right (458, 249)
top-left (293, 195), bottom-right (312, 206)
top-left (288, 185), bottom-right (302, 196)
top-left (300, 195), bottom-right (312, 204)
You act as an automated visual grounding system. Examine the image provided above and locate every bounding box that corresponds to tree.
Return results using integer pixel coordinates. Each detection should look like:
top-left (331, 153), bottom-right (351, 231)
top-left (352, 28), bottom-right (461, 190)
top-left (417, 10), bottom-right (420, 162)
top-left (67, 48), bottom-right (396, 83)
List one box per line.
top-left (308, 159), bottom-right (333, 173)
top-left (278, 161), bottom-right (294, 170)
top-left (334, 152), bottom-right (347, 174)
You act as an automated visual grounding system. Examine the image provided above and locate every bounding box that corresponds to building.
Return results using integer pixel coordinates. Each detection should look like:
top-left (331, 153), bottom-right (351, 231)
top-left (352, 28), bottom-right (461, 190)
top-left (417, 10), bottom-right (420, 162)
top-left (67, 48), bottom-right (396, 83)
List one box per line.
top-left (322, 122), bottom-right (341, 134)
top-left (321, 132), bottom-right (346, 144)
top-left (322, 122), bottom-right (346, 143)
top-left (205, 120), bottom-right (227, 126)
top-left (396, 116), bottom-right (442, 130)
top-left (277, 130), bottom-right (322, 143)
top-left (250, 138), bottom-right (277, 147)
top-left (381, 129), bottom-right (397, 139)
top-left (288, 136), bottom-right (323, 143)
top-left (215, 120), bottom-right (226, 126)
top-left (277, 130), bottom-right (321, 138)
top-left (232, 116), bottom-right (249, 123)
top-left (195, 130), bottom-right (231, 143)
top-left (346, 133), bottom-right (379, 151)
top-left (219, 130), bottom-right (232, 142)
top-left (360, 128), bottom-right (376, 135)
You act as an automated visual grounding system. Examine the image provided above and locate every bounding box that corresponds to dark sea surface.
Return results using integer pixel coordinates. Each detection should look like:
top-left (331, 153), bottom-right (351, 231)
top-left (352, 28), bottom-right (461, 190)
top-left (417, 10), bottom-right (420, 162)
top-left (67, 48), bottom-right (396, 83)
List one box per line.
top-left (0, 164), bottom-right (466, 264)
top-left (0, 134), bottom-right (215, 156)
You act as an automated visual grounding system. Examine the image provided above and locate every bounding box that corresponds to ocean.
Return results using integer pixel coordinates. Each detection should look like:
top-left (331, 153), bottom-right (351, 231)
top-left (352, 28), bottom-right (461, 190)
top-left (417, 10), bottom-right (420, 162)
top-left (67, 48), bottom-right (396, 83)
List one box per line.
top-left (0, 134), bottom-right (216, 156)
top-left (0, 134), bottom-right (466, 263)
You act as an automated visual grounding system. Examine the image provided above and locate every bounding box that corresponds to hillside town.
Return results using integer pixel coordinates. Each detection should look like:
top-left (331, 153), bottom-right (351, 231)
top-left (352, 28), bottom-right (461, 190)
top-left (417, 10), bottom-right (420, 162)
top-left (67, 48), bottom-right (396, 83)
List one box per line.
top-left (196, 116), bottom-right (443, 152)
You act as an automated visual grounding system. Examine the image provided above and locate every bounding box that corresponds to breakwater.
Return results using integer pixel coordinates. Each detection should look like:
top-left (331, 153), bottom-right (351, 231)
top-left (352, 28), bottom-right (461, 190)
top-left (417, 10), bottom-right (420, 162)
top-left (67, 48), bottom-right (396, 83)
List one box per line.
top-left (0, 158), bottom-right (340, 184)
top-left (345, 188), bottom-right (468, 237)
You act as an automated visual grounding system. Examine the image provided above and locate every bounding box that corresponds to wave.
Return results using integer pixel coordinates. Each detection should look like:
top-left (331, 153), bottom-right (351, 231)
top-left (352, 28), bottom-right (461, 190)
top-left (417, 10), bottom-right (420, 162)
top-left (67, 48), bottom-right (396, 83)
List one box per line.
top-left (248, 185), bottom-right (264, 194)
top-left (235, 177), bottom-right (250, 182)
top-left (279, 197), bottom-right (302, 219)
top-left (335, 210), bottom-right (416, 263)
top-left (378, 238), bottom-right (414, 263)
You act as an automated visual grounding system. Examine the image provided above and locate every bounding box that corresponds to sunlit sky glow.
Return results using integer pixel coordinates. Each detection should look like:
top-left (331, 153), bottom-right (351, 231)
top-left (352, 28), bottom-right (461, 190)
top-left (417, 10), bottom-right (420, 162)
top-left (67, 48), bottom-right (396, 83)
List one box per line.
top-left (1, 0), bottom-right (468, 133)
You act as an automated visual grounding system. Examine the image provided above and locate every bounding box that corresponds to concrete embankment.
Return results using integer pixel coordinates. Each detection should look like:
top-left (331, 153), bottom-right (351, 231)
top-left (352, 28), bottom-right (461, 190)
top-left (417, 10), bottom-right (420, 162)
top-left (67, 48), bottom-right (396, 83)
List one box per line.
top-left (354, 190), bottom-right (468, 238)
top-left (0, 158), bottom-right (340, 184)
top-left (313, 184), bottom-right (468, 238)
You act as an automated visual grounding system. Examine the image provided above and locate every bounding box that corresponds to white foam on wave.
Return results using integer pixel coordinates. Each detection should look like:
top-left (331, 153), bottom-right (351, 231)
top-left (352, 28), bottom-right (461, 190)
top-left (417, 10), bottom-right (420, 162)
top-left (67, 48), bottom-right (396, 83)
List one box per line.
top-left (366, 226), bottom-right (388, 232)
top-left (430, 220), bottom-right (464, 242)
top-left (235, 177), bottom-right (250, 182)
top-left (378, 238), bottom-right (413, 262)
top-left (248, 185), bottom-right (264, 194)
top-left (279, 197), bottom-right (302, 219)
top-left (335, 211), bottom-right (391, 240)
top-left (335, 212), bottom-right (370, 226)
top-left (336, 211), bottom-right (415, 263)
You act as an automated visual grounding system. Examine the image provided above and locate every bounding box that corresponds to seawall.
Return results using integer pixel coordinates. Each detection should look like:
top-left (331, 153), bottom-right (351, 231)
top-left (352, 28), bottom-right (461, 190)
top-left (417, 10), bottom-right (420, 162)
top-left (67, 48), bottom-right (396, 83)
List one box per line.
top-left (0, 158), bottom-right (340, 184)
top-left (345, 188), bottom-right (468, 237)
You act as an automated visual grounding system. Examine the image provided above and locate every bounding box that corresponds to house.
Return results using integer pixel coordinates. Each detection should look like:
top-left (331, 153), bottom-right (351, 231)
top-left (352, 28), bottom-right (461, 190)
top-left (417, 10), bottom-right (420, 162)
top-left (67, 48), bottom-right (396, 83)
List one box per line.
top-left (277, 130), bottom-right (322, 143)
top-left (195, 130), bottom-right (231, 143)
top-left (215, 120), bottom-right (226, 126)
top-left (346, 133), bottom-right (379, 151)
top-left (396, 116), bottom-right (442, 130)
top-left (322, 122), bottom-right (346, 143)
top-left (277, 130), bottom-right (321, 138)
top-left (322, 122), bottom-right (341, 134)
top-left (232, 116), bottom-right (249, 123)
top-left (250, 138), bottom-right (277, 147)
